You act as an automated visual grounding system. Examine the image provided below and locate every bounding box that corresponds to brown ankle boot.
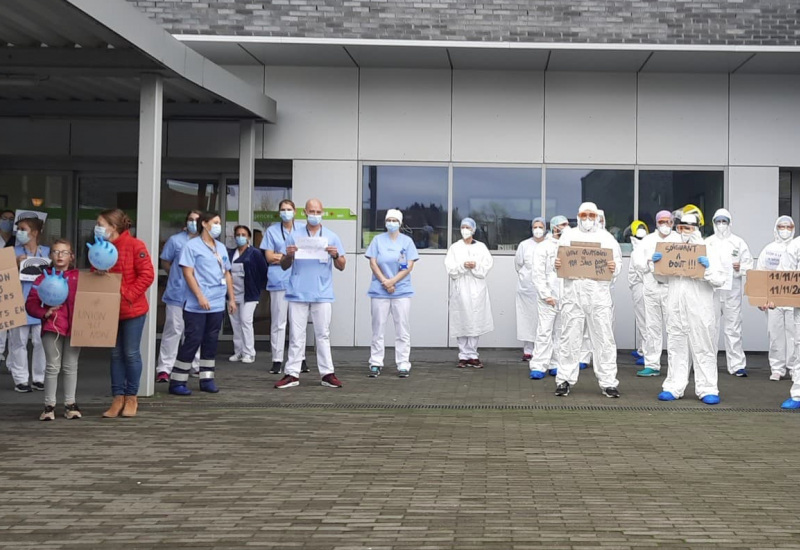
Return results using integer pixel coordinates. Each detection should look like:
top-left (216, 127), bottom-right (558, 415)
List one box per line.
top-left (121, 395), bottom-right (138, 418)
top-left (102, 396), bottom-right (125, 418)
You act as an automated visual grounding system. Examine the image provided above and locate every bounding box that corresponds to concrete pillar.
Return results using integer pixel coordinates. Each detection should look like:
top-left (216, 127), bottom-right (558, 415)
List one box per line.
top-left (238, 120), bottom-right (256, 231)
top-left (136, 74), bottom-right (163, 397)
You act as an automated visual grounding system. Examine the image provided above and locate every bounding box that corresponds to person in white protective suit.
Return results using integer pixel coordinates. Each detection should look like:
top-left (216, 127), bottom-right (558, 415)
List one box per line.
top-left (529, 215), bottom-right (570, 379)
top-left (705, 208), bottom-right (754, 377)
top-left (655, 213), bottom-right (726, 404)
top-left (778, 235), bottom-right (800, 409)
top-left (628, 220), bottom-right (649, 365)
top-left (757, 216), bottom-right (798, 381)
top-left (445, 217), bottom-right (494, 368)
top-left (514, 217), bottom-right (547, 361)
top-left (632, 210), bottom-right (681, 377)
top-left (553, 202), bottom-right (622, 398)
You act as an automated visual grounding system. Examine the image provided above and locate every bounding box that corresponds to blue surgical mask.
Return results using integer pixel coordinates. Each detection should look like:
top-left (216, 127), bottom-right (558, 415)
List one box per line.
top-left (235, 236), bottom-right (248, 247)
top-left (307, 214), bottom-right (322, 226)
top-left (209, 223), bottom-right (222, 239)
top-left (186, 221), bottom-right (198, 234)
top-left (0, 219), bottom-right (12, 233)
top-left (16, 230), bottom-right (30, 245)
top-left (386, 221), bottom-right (400, 233)
top-left (280, 210), bottom-right (294, 222)
top-left (94, 225), bottom-right (108, 240)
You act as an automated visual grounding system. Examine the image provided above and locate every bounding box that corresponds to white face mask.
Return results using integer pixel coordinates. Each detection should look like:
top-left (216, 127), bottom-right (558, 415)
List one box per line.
top-left (714, 221), bottom-right (730, 237)
top-left (635, 228), bottom-right (647, 239)
top-left (532, 228), bottom-right (544, 239)
top-left (460, 228), bottom-right (473, 240)
top-left (779, 229), bottom-right (793, 240)
top-left (681, 232), bottom-right (693, 243)
top-left (580, 218), bottom-right (595, 232)
top-left (658, 225), bottom-right (672, 236)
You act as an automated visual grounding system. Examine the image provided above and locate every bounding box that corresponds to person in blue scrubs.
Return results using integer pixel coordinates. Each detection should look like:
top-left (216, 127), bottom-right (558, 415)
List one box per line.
top-left (169, 211), bottom-right (237, 396)
top-left (274, 198), bottom-right (346, 389)
top-left (260, 199), bottom-right (308, 374)
top-left (156, 210), bottom-right (200, 383)
top-left (365, 208), bottom-right (419, 378)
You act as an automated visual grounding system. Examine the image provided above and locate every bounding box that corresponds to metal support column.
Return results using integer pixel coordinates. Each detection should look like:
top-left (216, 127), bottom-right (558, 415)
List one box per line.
top-left (136, 74), bottom-right (163, 397)
top-left (238, 120), bottom-right (256, 230)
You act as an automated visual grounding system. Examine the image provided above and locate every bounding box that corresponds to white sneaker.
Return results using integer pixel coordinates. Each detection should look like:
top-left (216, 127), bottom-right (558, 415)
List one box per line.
top-left (770, 372), bottom-right (783, 381)
top-left (229, 354), bottom-right (242, 362)
top-left (241, 355), bottom-right (255, 364)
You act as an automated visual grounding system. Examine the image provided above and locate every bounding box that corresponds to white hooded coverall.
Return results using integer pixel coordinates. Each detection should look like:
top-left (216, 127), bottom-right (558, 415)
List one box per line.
top-left (514, 236), bottom-right (540, 354)
top-left (779, 238), bottom-right (800, 400)
top-left (557, 225), bottom-right (622, 389)
top-left (663, 230), bottom-right (727, 399)
top-left (704, 208), bottom-right (754, 373)
top-left (529, 236), bottom-right (561, 373)
top-left (757, 217), bottom-right (798, 378)
top-left (445, 239), bottom-right (494, 358)
top-left (628, 237), bottom-right (646, 356)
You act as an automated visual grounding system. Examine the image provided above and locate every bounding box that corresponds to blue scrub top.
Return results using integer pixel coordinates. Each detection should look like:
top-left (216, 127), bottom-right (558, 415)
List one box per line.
top-left (260, 221), bottom-right (307, 291)
top-left (365, 232), bottom-right (419, 299)
top-left (160, 230), bottom-right (194, 306)
top-left (285, 225), bottom-right (345, 303)
top-left (15, 244), bottom-right (50, 326)
top-left (179, 237), bottom-right (231, 313)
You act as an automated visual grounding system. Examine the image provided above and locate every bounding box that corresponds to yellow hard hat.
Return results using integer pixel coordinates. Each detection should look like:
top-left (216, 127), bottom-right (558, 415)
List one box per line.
top-left (682, 204), bottom-right (705, 227)
top-left (630, 220), bottom-right (649, 235)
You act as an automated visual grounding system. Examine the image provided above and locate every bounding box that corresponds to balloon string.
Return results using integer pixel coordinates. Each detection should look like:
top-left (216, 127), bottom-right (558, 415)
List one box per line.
top-left (52, 310), bottom-right (61, 364)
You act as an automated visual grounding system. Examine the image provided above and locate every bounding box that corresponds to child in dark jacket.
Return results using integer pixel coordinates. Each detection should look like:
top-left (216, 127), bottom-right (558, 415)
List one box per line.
top-left (26, 239), bottom-right (81, 421)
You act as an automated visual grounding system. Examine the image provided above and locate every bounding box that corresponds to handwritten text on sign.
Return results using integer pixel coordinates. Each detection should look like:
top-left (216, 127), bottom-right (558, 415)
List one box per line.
top-left (70, 271), bottom-right (121, 347)
top-left (556, 246), bottom-right (614, 281)
top-left (745, 270), bottom-right (800, 308)
top-left (0, 248), bottom-right (27, 332)
top-left (653, 242), bottom-right (707, 279)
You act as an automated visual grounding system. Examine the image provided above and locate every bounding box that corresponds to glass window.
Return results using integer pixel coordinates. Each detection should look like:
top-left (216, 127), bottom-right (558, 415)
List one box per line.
top-left (779, 170), bottom-right (792, 218)
top-left (362, 165), bottom-right (449, 250)
top-left (545, 168), bottom-right (634, 247)
top-left (638, 170), bottom-right (724, 238)
top-left (452, 167), bottom-right (542, 250)
top-left (0, 173), bottom-right (68, 245)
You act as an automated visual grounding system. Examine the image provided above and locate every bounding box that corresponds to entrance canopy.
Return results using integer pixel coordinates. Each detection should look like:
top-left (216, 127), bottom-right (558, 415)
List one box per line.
top-left (0, 0), bottom-right (276, 121)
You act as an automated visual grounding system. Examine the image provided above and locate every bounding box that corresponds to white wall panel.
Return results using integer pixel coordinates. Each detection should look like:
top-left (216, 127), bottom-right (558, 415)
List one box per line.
top-left (264, 66), bottom-right (358, 160)
top-left (452, 70), bottom-right (544, 163)
top-left (167, 121), bottom-right (240, 158)
top-left (637, 74), bottom-right (729, 165)
top-left (730, 75), bottom-right (800, 166)
top-left (613, 258), bottom-right (636, 351)
top-left (359, 69), bottom-right (451, 161)
top-left (221, 65), bottom-right (266, 90)
top-left (0, 119), bottom-right (70, 156)
top-left (544, 72), bottom-right (636, 164)
top-left (354, 253), bottom-right (449, 350)
top-left (330, 262), bottom-right (356, 347)
top-left (71, 120), bottom-right (139, 157)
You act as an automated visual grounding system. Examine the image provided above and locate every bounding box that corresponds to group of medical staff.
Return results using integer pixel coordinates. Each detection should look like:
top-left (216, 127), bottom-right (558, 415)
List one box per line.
top-left (511, 202), bottom-right (800, 409)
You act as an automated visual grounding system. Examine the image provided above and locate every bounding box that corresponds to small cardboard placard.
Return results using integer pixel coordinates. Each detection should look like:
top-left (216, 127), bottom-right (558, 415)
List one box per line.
top-left (745, 270), bottom-right (800, 308)
top-left (556, 245), bottom-right (614, 281)
top-left (0, 247), bottom-right (27, 332)
top-left (653, 242), bottom-right (707, 279)
top-left (71, 271), bottom-right (122, 347)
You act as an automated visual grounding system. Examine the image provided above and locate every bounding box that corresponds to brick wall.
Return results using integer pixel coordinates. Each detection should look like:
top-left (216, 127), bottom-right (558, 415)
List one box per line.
top-left (126, 0), bottom-right (800, 45)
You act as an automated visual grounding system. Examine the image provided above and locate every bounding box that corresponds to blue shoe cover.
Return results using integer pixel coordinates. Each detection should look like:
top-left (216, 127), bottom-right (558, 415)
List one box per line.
top-left (199, 379), bottom-right (219, 393)
top-left (657, 391), bottom-right (676, 401)
top-left (635, 357), bottom-right (645, 366)
top-left (781, 398), bottom-right (800, 409)
top-left (548, 368), bottom-right (558, 376)
top-left (734, 369), bottom-right (748, 377)
top-left (630, 350), bottom-right (643, 359)
top-left (529, 371), bottom-right (545, 380)
top-left (169, 383), bottom-right (192, 396)
top-left (579, 362), bottom-right (589, 370)
top-left (701, 395), bottom-right (720, 405)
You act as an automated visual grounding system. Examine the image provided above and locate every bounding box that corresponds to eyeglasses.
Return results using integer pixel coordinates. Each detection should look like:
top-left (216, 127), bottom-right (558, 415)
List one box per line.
top-left (51, 250), bottom-right (72, 257)
top-left (578, 212), bottom-right (598, 220)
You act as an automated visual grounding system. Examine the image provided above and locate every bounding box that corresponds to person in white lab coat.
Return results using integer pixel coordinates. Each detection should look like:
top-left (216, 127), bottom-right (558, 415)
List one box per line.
top-left (757, 216), bottom-right (797, 381)
top-left (705, 208), bottom-right (754, 377)
top-left (529, 215), bottom-right (570, 379)
top-left (628, 220), bottom-right (649, 365)
top-left (445, 217), bottom-right (494, 368)
top-left (778, 235), bottom-right (800, 409)
top-left (553, 202), bottom-right (622, 398)
top-left (515, 217), bottom-right (546, 361)
top-left (632, 210), bottom-right (681, 377)
top-left (656, 212), bottom-right (726, 404)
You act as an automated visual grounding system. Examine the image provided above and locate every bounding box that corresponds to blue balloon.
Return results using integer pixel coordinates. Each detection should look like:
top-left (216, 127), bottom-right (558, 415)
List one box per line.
top-left (87, 236), bottom-right (119, 271)
top-left (34, 269), bottom-right (69, 307)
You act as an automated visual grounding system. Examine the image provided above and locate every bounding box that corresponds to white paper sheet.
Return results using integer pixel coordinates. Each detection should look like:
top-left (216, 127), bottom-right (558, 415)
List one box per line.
top-left (295, 236), bottom-right (330, 262)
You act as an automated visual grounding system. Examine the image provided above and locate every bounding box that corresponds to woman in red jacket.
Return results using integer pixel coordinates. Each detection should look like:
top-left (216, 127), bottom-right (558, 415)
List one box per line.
top-left (95, 209), bottom-right (155, 419)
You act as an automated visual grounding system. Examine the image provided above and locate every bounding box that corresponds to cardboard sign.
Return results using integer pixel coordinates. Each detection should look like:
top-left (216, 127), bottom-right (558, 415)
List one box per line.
top-left (653, 242), bottom-right (707, 279)
top-left (556, 245), bottom-right (614, 281)
top-left (0, 247), bottom-right (27, 332)
top-left (745, 270), bottom-right (800, 308)
top-left (570, 241), bottom-right (600, 248)
top-left (71, 271), bottom-right (122, 347)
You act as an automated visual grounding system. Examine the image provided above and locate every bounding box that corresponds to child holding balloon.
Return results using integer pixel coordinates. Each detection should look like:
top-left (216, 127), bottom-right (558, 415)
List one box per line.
top-left (26, 240), bottom-right (81, 421)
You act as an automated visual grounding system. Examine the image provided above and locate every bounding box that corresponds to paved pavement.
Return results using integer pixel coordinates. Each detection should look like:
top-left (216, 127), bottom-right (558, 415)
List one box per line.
top-left (1, 345), bottom-right (799, 549)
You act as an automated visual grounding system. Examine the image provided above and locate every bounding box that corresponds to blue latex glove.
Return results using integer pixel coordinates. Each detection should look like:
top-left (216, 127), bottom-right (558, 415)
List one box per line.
top-left (652, 252), bottom-right (662, 262)
top-left (698, 256), bottom-right (709, 268)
